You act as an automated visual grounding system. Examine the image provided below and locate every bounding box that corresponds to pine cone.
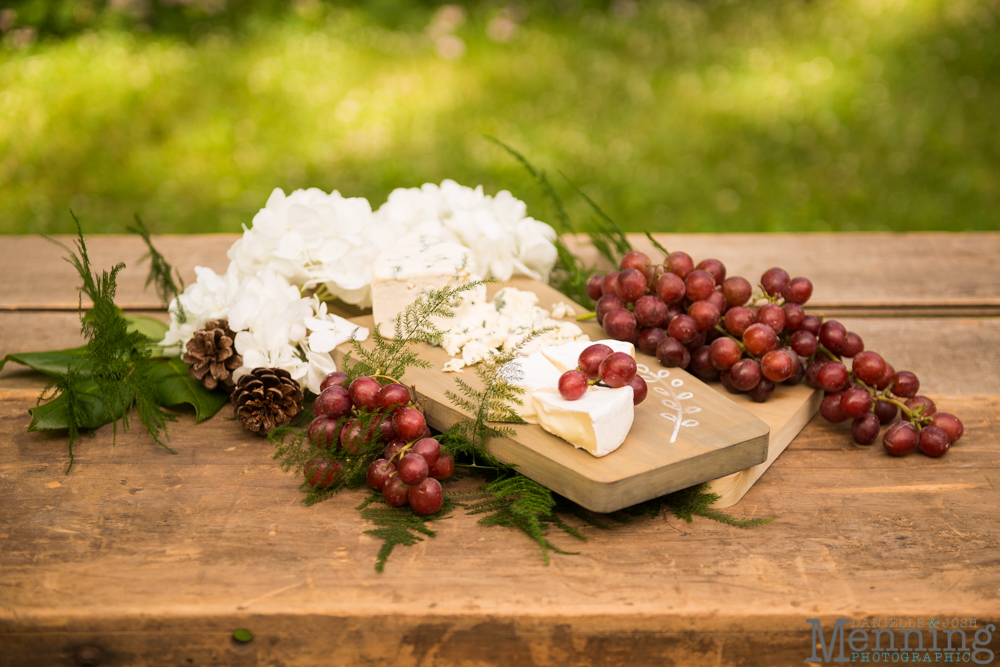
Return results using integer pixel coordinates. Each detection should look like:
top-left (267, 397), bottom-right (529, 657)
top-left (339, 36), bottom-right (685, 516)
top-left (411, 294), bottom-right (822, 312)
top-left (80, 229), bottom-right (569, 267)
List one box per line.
top-left (183, 319), bottom-right (242, 393)
top-left (231, 367), bottom-right (303, 435)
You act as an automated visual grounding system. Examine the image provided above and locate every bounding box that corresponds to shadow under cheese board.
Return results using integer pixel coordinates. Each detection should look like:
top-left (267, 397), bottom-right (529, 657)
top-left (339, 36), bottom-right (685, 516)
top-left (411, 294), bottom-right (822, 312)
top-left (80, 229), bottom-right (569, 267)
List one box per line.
top-left (333, 278), bottom-right (821, 513)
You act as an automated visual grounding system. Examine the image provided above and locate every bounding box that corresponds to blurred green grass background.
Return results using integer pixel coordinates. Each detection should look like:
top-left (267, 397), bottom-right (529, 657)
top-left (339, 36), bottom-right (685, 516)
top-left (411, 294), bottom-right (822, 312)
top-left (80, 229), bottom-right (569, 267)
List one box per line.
top-left (1, 0), bottom-right (998, 235)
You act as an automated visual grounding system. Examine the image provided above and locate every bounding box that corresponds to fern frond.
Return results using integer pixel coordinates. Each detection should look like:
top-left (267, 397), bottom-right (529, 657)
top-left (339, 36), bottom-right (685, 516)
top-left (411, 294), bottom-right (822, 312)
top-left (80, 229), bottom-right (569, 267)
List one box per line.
top-left (357, 492), bottom-right (455, 572)
top-left (128, 215), bottom-right (186, 321)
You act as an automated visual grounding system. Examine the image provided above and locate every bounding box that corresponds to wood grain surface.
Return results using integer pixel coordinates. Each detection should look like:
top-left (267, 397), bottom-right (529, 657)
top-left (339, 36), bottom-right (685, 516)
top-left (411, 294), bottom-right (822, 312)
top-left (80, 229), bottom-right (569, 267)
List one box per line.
top-left (1, 234), bottom-right (998, 666)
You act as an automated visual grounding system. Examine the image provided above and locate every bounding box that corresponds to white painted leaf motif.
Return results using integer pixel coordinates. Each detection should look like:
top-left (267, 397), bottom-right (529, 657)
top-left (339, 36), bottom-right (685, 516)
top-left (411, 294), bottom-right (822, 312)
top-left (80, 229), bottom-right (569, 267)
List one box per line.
top-left (682, 419), bottom-right (699, 427)
top-left (637, 362), bottom-right (702, 443)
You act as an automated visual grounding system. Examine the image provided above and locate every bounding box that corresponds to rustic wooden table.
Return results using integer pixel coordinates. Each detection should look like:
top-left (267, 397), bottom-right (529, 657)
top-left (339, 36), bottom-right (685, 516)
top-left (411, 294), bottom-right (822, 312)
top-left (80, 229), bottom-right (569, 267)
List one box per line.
top-left (1, 233), bottom-right (998, 666)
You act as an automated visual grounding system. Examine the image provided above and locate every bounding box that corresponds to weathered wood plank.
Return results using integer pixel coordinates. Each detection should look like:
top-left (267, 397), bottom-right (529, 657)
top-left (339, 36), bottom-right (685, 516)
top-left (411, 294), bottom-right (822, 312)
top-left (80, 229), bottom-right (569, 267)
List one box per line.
top-left (3, 232), bottom-right (999, 311)
top-left (0, 394), bottom-right (996, 666)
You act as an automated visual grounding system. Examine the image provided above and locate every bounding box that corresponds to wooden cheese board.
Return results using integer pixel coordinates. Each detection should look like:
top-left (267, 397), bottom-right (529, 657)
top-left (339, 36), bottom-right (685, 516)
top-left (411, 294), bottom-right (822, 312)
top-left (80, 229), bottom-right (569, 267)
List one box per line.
top-left (334, 278), bottom-right (820, 513)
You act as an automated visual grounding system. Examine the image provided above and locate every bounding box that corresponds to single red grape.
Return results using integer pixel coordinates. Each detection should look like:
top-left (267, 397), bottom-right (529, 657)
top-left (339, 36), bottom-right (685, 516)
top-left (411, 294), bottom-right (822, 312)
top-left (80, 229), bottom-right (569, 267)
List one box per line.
top-left (304, 457), bottom-right (343, 489)
top-left (883, 422), bottom-right (919, 456)
top-left (719, 370), bottom-right (741, 393)
top-left (784, 364), bottom-right (806, 386)
top-left (709, 336), bottom-right (743, 371)
top-left (375, 414), bottom-right (396, 443)
top-left (348, 376), bottom-right (382, 412)
top-left (820, 392), bottom-right (849, 423)
top-left (816, 362), bottom-right (849, 393)
top-left (666, 251), bottom-right (694, 279)
top-left (378, 383), bottom-right (411, 410)
top-left (634, 295), bottom-right (668, 327)
top-left (340, 418), bottom-right (364, 454)
top-left (601, 271), bottom-right (620, 295)
top-left (851, 413), bottom-right (881, 445)
top-left (585, 274), bottom-right (605, 301)
top-left (654, 272), bottom-right (686, 304)
top-left (637, 327), bottom-right (666, 356)
top-left (743, 323), bottom-right (779, 357)
top-left (761, 349), bottom-right (795, 383)
top-left (696, 258), bottom-right (726, 285)
top-left (667, 314), bottom-right (698, 344)
top-left (783, 277), bottom-right (813, 304)
top-left (429, 449), bottom-right (455, 480)
top-left (393, 406), bottom-right (427, 441)
top-left (578, 343), bottom-right (614, 379)
top-left (724, 306), bottom-right (755, 338)
top-left (801, 315), bottom-right (822, 336)
top-left (628, 375), bottom-right (648, 405)
top-left (599, 352), bottom-right (638, 387)
top-left (761, 267), bottom-right (790, 296)
top-left (408, 478), bottom-right (444, 516)
top-left (790, 330), bottom-right (818, 358)
top-left (621, 250), bottom-right (652, 272)
top-left (929, 413), bottom-right (963, 443)
top-left (918, 426), bottom-right (950, 457)
top-left (748, 377), bottom-right (775, 403)
top-left (410, 437), bottom-right (441, 465)
top-left (615, 269), bottom-right (648, 303)
top-left (314, 385), bottom-right (352, 418)
top-left (706, 290), bottom-right (727, 315)
top-left (366, 458), bottom-right (396, 491)
top-left (840, 387), bottom-right (874, 419)
top-left (382, 476), bottom-right (410, 507)
top-left (689, 346), bottom-right (719, 380)
top-left (397, 453), bottom-right (429, 485)
top-left (805, 359), bottom-right (829, 389)
top-left (874, 399), bottom-right (898, 424)
top-left (656, 337), bottom-right (690, 368)
top-left (559, 369), bottom-right (590, 400)
top-left (308, 415), bottom-right (343, 449)
top-left (852, 351), bottom-right (886, 386)
top-left (721, 276), bottom-right (752, 307)
top-left (688, 300), bottom-right (721, 331)
top-left (819, 321), bottom-right (847, 355)
top-left (904, 396), bottom-right (937, 420)
top-left (757, 303), bottom-right (785, 335)
top-left (320, 371), bottom-right (348, 392)
top-left (603, 308), bottom-right (637, 341)
top-left (684, 270), bottom-right (716, 302)
top-left (841, 332), bottom-right (864, 358)
top-left (685, 330), bottom-right (707, 351)
top-left (596, 293), bottom-right (627, 325)
top-left (782, 303), bottom-right (805, 331)
top-left (891, 371), bottom-right (920, 398)
top-left (730, 359), bottom-right (762, 391)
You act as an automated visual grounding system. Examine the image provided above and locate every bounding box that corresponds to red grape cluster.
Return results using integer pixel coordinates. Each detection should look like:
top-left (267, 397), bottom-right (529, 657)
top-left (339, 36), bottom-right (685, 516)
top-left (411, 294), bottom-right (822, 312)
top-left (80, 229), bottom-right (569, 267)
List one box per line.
top-left (587, 250), bottom-right (964, 456)
top-left (558, 343), bottom-right (648, 405)
top-left (304, 370), bottom-right (453, 514)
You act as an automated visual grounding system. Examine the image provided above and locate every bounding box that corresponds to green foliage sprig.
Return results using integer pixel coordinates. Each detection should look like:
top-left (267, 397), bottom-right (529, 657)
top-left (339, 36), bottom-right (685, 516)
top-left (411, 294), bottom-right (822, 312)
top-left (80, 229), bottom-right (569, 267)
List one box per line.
top-left (357, 492), bottom-right (457, 573)
top-left (129, 215), bottom-right (187, 321)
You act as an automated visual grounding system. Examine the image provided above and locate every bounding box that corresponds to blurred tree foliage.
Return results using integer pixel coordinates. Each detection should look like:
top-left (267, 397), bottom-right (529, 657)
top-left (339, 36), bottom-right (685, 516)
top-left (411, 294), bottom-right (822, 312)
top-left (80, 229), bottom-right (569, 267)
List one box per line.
top-left (1, 0), bottom-right (997, 234)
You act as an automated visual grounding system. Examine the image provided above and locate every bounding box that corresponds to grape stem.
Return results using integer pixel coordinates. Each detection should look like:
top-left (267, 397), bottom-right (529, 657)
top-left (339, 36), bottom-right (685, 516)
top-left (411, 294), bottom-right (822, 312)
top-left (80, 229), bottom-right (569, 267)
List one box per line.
top-left (577, 311), bottom-right (597, 321)
top-left (372, 374), bottom-right (403, 385)
top-left (817, 343), bottom-right (841, 363)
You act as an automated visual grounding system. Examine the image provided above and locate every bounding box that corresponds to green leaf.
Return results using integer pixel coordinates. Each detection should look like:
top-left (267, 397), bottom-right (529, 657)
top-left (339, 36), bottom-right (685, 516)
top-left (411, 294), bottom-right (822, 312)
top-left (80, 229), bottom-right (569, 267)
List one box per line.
top-left (124, 314), bottom-right (168, 341)
top-left (0, 347), bottom-right (90, 377)
top-left (27, 377), bottom-right (125, 431)
top-left (147, 357), bottom-right (229, 423)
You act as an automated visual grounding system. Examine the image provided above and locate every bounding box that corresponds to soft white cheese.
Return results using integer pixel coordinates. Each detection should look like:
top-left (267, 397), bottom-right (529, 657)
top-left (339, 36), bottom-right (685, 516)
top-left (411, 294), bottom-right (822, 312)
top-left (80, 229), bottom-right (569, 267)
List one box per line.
top-left (498, 351), bottom-right (562, 423)
top-left (533, 386), bottom-right (635, 457)
top-left (371, 234), bottom-right (479, 339)
top-left (541, 339), bottom-right (635, 374)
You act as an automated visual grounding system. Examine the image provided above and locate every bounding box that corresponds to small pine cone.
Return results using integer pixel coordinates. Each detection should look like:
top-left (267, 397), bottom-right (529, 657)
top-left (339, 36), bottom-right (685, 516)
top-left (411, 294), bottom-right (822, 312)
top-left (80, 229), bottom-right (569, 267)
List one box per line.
top-left (183, 319), bottom-right (242, 393)
top-left (231, 367), bottom-right (303, 435)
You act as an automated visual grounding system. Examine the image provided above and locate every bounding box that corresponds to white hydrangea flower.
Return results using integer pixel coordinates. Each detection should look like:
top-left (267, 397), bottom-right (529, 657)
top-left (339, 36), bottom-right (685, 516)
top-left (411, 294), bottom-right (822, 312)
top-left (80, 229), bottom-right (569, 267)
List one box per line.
top-left (375, 180), bottom-right (559, 283)
top-left (160, 262), bottom-right (241, 356)
top-left (228, 187), bottom-right (396, 308)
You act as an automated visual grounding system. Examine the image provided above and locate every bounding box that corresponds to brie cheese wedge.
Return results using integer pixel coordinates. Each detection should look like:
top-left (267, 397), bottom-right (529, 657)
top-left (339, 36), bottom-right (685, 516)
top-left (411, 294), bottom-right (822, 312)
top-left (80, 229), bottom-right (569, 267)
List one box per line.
top-left (499, 351), bottom-right (562, 423)
top-left (533, 386), bottom-right (635, 457)
top-left (541, 339), bottom-right (635, 374)
top-left (371, 234), bottom-right (479, 339)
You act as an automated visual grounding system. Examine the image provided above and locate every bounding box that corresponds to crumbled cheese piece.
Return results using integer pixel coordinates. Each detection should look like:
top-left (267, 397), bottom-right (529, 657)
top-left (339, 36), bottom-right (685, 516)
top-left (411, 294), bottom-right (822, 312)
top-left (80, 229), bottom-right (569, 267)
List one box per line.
top-left (550, 301), bottom-right (576, 319)
top-left (442, 359), bottom-right (465, 373)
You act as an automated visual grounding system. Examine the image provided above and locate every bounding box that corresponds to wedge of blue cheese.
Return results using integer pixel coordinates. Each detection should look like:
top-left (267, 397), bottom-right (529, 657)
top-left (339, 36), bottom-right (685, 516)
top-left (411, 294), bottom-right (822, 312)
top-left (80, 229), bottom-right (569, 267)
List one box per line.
top-left (371, 234), bottom-right (480, 339)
